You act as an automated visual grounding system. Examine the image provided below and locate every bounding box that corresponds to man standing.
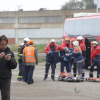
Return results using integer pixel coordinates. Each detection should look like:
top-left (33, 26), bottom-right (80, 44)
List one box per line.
top-left (77, 36), bottom-right (86, 80)
top-left (17, 38), bottom-right (30, 81)
top-left (23, 40), bottom-right (38, 84)
top-left (0, 35), bottom-right (17, 100)
top-left (89, 41), bottom-right (100, 78)
top-left (60, 37), bottom-right (73, 74)
top-left (43, 39), bottom-right (65, 81)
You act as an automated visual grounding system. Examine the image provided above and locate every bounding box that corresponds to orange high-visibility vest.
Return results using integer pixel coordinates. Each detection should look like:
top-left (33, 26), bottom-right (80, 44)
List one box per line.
top-left (24, 46), bottom-right (36, 63)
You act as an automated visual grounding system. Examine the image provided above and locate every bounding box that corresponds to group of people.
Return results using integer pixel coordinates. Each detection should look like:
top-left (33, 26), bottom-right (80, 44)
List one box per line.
top-left (17, 38), bottom-right (38, 84)
top-left (0, 34), bottom-right (100, 100)
top-left (43, 36), bottom-right (100, 81)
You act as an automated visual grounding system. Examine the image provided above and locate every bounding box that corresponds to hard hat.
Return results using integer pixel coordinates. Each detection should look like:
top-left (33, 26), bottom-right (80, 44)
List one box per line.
top-left (73, 41), bottom-right (79, 46)
top-left (92, 41), bottom-right (98, 44)
top-left (27, 40), bottom-right (34, 45)
top-left (50, 39), bottom-right (56, 43)
top-left (77, 36), bottom-right (83, 40)
top-left (21, 43), bottom-right (24, 46)
top-left (65, 37), bottom-right (70, 41)
top-left (24, 38), bottom-right (30, 42)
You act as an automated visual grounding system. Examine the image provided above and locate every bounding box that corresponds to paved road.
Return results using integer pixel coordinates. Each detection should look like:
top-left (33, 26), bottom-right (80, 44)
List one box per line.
top-left (1, 64), bottom-right (100, 100)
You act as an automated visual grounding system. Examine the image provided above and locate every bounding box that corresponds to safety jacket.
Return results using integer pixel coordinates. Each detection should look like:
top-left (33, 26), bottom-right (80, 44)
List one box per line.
top-left (45, 44), bottom-right (64, 64)
top-left (18, 44), bottom-right (24, 63)
top-left (92, 46), bottom-right (100, 61)
top-left (79, 41), bottom-right (86, 60)
top-left (69, 48), bottom-right (84, 64)
top-left (24, 46), bottom-right (36, 63)
top-left (60, 43), bottom-right (73, 60)
top-left (18, 44), bottom-right (21, 56)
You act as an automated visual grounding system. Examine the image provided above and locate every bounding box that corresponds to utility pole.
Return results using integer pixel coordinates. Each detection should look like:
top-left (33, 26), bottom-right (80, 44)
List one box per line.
top-left (96, 0), bottom-right (99, 13)
top-left (16, 5), bottom-right (23, 11)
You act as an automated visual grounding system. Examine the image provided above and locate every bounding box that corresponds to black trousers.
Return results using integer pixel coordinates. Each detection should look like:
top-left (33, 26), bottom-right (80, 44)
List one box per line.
top-left (0, 79), bottom-right (11, 100)
top-left (45, 62), bottom-right (56, 79)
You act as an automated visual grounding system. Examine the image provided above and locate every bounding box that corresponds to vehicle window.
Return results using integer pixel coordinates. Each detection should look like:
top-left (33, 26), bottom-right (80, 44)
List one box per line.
top-left (64, 20), bottom-right (76, 37)
top-left (75, 20), bottom-right (83, 36)
top-left (83, 19), bottom-right (95, 36)
top-left (94, 18), bottom-right (100, 36)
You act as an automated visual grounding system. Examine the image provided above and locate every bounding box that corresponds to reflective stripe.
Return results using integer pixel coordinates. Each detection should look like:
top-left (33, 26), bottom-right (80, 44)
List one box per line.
top-left (26, 59), bottom-right (36, 61)
top-left (82, 69), bottom-right (84, 73)
top-left (17, 71), bottom-right (23, 78)
top-left (68, 72), bottom-right (71, 75)
top-left (76, 60), bottom-right (84, 63)
top-left (51, 74), bottom-right (54, 76)
top-left (19, 54), bottom-right (23, 56)
top-left (89, 72), bottom-right (93, 74)
top-left (25, 56), bottom-right (35, 57)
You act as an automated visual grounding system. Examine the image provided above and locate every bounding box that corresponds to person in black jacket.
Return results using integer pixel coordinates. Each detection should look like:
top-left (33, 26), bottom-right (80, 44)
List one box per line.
top-left (0, 35), bottom-right (17, 100)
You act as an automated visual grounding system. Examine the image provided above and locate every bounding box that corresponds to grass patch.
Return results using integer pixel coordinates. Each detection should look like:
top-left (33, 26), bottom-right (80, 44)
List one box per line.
top-left (40, 58), bottom-right (46, 63)
top-left (9, 43), bottom-right (62, 53)
top-left (35, 44), bottom-right (46, 53)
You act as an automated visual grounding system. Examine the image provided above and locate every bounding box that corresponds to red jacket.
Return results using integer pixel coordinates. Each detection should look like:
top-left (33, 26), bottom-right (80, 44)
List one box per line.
top-left (45, 44), bottom-right (64, 54)
top-left (60, 43), bottom-right (73, 49)
top-left (79, 41), bottom-right (86, 52)
top-left (92, 46), bottom-right (100, 59)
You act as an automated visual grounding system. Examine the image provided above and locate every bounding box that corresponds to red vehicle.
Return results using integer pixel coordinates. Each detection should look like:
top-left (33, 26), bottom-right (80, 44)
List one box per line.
top-left (63, 14), bottom-right (100, 69)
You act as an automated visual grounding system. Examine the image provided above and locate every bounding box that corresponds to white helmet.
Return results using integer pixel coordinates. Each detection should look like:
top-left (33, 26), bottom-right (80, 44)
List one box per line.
top-left (21, 43), bottom-right (24, 45)
top-left (73, 41), bottom-right (79, 46)
top-left (50, 39), bottom-right (56, 43)
top-left (77, 36), bottom-right (83, 40)
top-left (92, 41), bottom-right (98, 44)
top-left (24, 38), bottom-right (30, 42)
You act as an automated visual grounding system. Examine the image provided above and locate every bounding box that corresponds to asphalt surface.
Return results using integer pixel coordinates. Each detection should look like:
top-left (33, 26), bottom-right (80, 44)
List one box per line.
top-left (0, 64), bottom-right (100, 100)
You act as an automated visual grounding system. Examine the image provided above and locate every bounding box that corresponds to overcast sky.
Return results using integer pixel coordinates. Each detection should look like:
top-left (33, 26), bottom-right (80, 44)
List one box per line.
top-left (0, 0), bottom-right (69, 11)
top-left (0, 0), bottom-right (100, 11)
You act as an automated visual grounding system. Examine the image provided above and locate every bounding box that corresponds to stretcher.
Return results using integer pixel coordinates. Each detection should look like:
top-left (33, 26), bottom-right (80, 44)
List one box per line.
top-left (86, 77), bottom-right (100, 82)
top-left (58, 72), bottom-right (83, 82)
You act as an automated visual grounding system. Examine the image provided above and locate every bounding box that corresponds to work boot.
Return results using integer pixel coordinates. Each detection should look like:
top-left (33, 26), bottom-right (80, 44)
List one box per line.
top-left (17, 78), bottom-right (22, 81)
top-left (51, 75), bottom-right (55, 81)
top-left (43, 74), bottom-right (48, 81)
top-left (51, 78), bottom-right (55, 81)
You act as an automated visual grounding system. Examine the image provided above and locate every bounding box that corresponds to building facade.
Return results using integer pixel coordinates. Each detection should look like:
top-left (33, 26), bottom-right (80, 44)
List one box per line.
top-left (0, 9), bottom-right (99, 44)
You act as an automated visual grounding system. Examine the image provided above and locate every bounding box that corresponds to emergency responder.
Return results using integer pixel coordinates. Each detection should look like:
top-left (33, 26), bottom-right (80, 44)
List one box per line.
top-left (43, 39), bottom-right (66, 81)
top-left (60, 37), bottom-right (73, 74)
top-left (17, 43), bottom-right (24, 81)
top-left (67, 41), bottom-right (84, 80)
top-left (23, 40), bottom-right (38, 84)
top-left (70, 38), bottom-right (75, 66)
top-left (17, 38), bottom-right (30, 81)
top-left (70, 38), bottom-right (75, 47)
top-left (77, 36), bottom-right (86, 80)
top-left (89, 41), bottom-right (100, 78)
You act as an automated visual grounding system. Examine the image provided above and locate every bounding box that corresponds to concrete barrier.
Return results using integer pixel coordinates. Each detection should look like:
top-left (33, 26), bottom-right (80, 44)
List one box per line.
top-left (14, 53), bottom-right (46, 62)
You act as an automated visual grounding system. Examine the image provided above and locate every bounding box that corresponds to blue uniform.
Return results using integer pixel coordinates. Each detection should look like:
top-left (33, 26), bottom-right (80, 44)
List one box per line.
top-left (60, 43), bottom-right (73, 74)
top-left (90, 46), bottom-right (100, 78)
